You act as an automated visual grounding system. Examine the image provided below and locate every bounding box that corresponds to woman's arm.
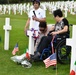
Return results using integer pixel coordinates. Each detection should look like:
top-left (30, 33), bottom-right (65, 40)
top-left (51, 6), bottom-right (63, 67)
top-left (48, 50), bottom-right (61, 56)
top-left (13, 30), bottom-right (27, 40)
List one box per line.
top-left (51, 26), bottom-right (68, 36)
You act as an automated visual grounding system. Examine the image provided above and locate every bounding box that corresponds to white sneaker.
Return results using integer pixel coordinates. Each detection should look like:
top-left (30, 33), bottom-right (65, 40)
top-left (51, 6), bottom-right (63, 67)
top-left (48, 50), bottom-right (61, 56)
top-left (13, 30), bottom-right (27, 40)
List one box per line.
top-left (10, 55), bottom-right (18, 62)
top-left (21, 60), bottom-right (32, 68)
top-left (10, 53), bottom-right (26, 63)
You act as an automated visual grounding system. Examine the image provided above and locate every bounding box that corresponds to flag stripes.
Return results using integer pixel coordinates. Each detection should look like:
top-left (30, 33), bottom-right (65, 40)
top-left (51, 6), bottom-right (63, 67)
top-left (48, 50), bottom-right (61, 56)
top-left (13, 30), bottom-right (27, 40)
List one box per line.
top-left (12, 43), bottom-right (19, 55)
top-left (43, 53), bottom-right (57, 68)
top-left (43, 58), bottom-right (56, 68)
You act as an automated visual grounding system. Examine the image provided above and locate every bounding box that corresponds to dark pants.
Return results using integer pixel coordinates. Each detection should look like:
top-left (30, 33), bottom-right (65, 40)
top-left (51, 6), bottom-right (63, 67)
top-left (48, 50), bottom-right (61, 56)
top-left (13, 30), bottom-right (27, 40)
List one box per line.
top-left (36, 33), bottom-right (69, 54)
top-left (37, 35), bottom-right (53, 54)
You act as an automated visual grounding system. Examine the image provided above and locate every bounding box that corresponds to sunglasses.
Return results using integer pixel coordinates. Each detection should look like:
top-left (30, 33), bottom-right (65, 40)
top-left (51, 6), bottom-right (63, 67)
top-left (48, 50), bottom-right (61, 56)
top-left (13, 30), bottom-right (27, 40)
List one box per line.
top-left (39, 28), bottom-right (45, 32)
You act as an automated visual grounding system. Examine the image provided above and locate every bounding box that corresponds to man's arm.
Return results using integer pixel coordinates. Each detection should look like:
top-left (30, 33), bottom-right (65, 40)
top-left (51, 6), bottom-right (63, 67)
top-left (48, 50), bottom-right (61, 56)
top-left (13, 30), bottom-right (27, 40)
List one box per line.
top-left (32, 16), bottom-right (46, 22)
top-left (24, 18), bottom-right (30, 32)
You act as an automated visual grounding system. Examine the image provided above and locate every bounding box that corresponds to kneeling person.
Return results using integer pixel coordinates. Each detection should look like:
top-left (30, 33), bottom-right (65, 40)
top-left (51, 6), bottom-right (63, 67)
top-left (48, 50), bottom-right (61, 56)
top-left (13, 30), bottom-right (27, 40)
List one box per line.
top-left (11, 21), bottom-right (53, 63)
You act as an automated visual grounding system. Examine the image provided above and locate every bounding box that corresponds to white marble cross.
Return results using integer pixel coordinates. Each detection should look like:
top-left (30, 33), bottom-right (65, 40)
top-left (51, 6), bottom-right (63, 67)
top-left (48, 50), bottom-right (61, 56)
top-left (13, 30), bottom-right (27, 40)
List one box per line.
top-left (66, 25), bottom-right (76, 72)
top-left (13, 5), bottom-right (16, 15)
top-left (28, 19), bottom-right (35, 55)
top-left (3, 18), bottom-right (12, 50)
top-left (27, 18), bottom-right (39, 55)
top-left (8, 5), bottom-right (11, 15)
top-left (3, 5), bottom-right (6, 14)
top-left (64, 4), bottom-right (68, 17)
top-left (70, 2), bottom-right (74, 14)
top-left (26, 3), bottom-right (30, 15)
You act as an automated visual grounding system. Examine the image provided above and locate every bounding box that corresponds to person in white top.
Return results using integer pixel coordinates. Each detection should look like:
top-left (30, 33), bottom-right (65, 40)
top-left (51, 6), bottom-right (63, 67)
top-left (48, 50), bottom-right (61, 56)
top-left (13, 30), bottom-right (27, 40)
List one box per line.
top-left (24, 0), bottom-right (46, 32)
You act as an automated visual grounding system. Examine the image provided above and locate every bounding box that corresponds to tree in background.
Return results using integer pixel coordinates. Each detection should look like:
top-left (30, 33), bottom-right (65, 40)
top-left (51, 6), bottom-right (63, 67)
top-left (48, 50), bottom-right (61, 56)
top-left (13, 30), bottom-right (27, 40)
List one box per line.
top-left (0, 0), bottom-right (7, 4)
top-left (0, 0), bottom-right (30, 4)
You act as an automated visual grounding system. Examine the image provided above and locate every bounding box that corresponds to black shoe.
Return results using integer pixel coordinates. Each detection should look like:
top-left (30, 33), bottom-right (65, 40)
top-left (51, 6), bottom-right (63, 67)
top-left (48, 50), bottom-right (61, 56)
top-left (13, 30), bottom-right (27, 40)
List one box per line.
top-left (29, 55), bottom-right (34, 63)
top-left (32, 52), bottom-right (40, 61)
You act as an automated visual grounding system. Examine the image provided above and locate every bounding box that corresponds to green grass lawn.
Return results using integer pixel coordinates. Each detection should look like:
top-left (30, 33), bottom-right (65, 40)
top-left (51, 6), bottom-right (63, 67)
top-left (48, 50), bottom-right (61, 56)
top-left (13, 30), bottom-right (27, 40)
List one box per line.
top-left (0, 10), bottom-right (76, 75)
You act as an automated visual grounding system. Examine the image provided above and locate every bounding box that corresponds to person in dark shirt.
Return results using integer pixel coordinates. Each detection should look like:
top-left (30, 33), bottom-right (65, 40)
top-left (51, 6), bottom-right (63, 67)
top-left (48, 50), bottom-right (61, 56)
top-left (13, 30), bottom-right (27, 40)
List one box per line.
top-left (32, 9), bottom-right (70, 60)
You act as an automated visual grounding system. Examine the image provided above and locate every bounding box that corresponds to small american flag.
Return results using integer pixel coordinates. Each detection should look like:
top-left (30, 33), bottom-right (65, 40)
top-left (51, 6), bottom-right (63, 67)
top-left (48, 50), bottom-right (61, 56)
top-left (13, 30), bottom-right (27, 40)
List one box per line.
top-left (12, 43), bottom-right (19, 55)
top-left (43, 53), bottom-right (57, 68)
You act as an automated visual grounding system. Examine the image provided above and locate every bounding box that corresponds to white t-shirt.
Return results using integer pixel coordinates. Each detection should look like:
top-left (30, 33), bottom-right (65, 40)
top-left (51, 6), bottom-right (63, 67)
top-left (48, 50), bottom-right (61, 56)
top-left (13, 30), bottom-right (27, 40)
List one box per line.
top-left (28, 8), bottom-right (46, 30)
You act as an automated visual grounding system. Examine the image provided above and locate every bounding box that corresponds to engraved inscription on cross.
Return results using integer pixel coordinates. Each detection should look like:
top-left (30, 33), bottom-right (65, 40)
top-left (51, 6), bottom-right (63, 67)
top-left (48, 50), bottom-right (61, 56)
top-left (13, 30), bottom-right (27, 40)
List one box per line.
top-left (66, 25), bottom-right (76, 72)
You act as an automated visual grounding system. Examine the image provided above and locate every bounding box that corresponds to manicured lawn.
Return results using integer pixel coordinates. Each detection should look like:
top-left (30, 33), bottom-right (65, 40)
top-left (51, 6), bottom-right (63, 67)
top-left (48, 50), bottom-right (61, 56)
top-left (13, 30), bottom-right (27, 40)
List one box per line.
top-left (0, 10), bottom-right (76, 75)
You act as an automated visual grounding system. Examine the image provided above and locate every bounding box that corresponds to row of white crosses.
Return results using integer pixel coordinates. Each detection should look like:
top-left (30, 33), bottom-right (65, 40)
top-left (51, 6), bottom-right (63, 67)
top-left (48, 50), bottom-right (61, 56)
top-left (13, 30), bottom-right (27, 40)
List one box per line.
top-left (0, 3), bottom-right (28, 15)
top-left (46, 1), bottom-right (76, 17)
top-left (0, 1), bottom-right (76, 16)
top-left (0, 3), bottom-right (46, 15)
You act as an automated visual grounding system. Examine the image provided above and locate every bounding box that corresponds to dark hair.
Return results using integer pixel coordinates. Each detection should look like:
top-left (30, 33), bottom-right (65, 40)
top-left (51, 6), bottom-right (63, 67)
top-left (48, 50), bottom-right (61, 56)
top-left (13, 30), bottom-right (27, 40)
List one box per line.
top-left (32, 0), bottom-right (40, 5)
top-left (53, 9), bottom-right (63, 17)
top-left (39, 22), bottom-right (47, 28)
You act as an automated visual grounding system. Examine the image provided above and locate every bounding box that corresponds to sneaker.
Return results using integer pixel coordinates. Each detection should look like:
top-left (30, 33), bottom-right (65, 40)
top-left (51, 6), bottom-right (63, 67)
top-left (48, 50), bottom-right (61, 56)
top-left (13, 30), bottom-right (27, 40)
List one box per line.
top-left (21, 60), bottom-right (32, 68)
top-left (10, 55), bottom-right (18, 62)
top-left (10, 54), bottom-right (25, 63)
